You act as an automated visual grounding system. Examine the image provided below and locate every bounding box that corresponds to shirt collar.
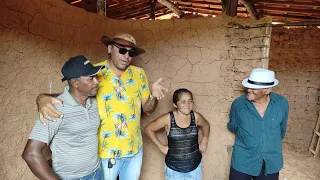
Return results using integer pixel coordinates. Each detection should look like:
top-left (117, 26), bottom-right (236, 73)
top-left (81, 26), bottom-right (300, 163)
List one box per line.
top-left (104, 60), bottom-right (132, 77)
top-left (244, 92), bottom-right (277, 111)
top-left (62, 86), bottom-right (93, 109)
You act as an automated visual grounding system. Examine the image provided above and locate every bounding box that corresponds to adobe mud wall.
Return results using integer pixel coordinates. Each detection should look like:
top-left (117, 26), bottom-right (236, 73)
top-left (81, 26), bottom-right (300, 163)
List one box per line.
top-left (0, 0), bottom-right (271, 179)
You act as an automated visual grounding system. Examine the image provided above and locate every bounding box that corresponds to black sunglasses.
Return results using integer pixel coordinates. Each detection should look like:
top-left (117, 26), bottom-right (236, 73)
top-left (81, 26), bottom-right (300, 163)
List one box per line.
top-left (113, 43), bottom-right (136, 57)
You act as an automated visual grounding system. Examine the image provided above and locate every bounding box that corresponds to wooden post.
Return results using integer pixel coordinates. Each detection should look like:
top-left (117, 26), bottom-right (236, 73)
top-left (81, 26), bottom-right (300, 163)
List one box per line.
top-left (226, 0), bottom-right (238, 17)
top-left (150, 0), bottom-right (156, 19)
top-left (97, 0), bottom-right (106, 16)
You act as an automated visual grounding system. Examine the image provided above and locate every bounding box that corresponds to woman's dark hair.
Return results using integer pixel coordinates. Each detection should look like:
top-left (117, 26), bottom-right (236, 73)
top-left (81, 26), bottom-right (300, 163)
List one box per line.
top-left (173, 88), bottom-right (193, 105)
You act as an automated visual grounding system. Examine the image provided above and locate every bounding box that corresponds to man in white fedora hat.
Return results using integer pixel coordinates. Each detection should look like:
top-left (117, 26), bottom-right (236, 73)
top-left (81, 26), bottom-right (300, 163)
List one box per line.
top-left (35, 33), bottom-right (168, 180)
top-left (228, 68), bottom-right (289, 180)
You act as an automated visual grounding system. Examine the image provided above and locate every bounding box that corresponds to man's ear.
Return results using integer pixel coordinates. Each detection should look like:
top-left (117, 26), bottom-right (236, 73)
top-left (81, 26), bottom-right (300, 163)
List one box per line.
top-left (70, 78), bottom-right (78, 88)
top-left (264, 88), bottom-right (272, 95)
top-left (108, 45), bottom-right (112, 54)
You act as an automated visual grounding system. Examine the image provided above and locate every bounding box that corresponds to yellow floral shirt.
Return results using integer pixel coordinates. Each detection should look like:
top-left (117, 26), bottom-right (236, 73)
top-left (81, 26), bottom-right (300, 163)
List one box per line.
top-left (95, 60), bottom-right (150, 158)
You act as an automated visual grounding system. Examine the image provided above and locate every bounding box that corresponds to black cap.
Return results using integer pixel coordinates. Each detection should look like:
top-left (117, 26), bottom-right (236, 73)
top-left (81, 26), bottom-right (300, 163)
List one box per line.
top-left (61, 55), bottom-right (103, 82)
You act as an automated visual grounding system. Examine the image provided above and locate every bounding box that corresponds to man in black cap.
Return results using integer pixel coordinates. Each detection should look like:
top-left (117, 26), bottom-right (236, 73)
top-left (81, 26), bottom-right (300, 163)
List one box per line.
top-left (22, 55), bottom-right (104, 180)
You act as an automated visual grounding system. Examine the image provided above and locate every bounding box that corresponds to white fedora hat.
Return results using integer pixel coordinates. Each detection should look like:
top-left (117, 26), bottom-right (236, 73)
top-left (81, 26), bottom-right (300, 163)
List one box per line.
top-left (242, 68), bottom-right (279, 89)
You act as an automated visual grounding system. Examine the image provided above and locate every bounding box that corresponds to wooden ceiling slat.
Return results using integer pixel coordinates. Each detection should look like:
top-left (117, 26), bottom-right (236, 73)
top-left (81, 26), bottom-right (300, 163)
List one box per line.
top-left (257, 0), bottom-right (320, 7)
top-left (257, 6), bottom-right (320, 15)
top-left (116, 7), bottom-right (168, 19)
top-left (135, 9), bottom-right (172, 19)
top-left (179, 4), bottom-right (247, 13)
top-left (111, 5), bottom-right (167, 19)
top-left (175, 0), bottom-right (226, 8)
top-left (107, 0), bottom-right (147, 11)
top-left (65, 0), bottom-right (320, 22)
top-left (263, 12), bottom-right (320, 20)
top-left (107, 2), bottom-right (163, 17)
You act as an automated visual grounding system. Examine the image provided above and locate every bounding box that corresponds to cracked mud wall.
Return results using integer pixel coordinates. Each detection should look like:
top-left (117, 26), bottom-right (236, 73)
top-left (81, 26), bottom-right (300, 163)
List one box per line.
top-left (0, 0), bottom-right (271, 179)
top-left (269, 27), bottom-right (320, 152)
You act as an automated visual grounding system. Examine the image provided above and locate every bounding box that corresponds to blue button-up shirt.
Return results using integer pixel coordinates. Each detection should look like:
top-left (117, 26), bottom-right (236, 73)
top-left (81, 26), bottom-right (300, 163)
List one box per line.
top-left (228, 93), bottom-right (289, 176)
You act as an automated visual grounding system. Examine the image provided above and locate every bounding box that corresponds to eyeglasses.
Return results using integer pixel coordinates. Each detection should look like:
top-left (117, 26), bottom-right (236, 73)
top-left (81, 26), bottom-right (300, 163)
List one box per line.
top-left (113, 43), bottom-right (136, 57)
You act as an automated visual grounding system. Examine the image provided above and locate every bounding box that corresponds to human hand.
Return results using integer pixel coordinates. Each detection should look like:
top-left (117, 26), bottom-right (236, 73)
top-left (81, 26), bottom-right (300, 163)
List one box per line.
top-left (160, 145), bottom-right (169, 155)
top-left (199, 137), bottom-right (208, 152)
top-left (36, 94), bottom-right (63, 125)
top-left (151, 78), bottom-right (168, 100)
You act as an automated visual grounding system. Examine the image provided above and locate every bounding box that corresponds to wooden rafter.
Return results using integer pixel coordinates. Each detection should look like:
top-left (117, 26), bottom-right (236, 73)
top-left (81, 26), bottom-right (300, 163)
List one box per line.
top-left (136, 9), bottom-right (172, 19)
top-left (67, 0), bottom-right (320, 22)
top-left (176, 0), bottom-right (224, 9)
top-left (257, 0), bottom-right (320, 7)
top-left (157, 0), bottom-right (184, 17)
top-left (240, 0), bottom-right (259, 20)
top-left (112, 5), bottom-right (167, 19)
top-left (263, 12), bottom-right (320, 21)
top-left (107, 0), bottom-right (144, 11)
top-left (258, 6), bottom-right (320, 15)
top-left (107, 1), bottom-right (152, 17)
top-left (181, 4), bottom-right (247, 14)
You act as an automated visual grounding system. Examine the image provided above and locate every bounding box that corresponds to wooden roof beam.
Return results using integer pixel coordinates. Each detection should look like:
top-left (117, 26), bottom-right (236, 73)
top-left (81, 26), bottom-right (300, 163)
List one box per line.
top-left (181, 6), bottom-right (249, 16)
top-left (180, 4), bottom-right (247, 13)
top-left (157, 0), bottom-right (184, 17)
top-left (107, 0), bottom-right (146, 11)
top-left (257, 0), bottom-right (320, 7)
top-left (107, 1), bottom-right (157, 16)
top-left (112, 6), bottom-right (167, 19)
top-left (263, 12), bottom-right (320, 20)
top-left (240, 0), bottom-right (259, 20)
top-left (175, 0), bottom-right (226, 9)
top-left (135, 9), bottom-right (172, 19)
top-left (257, 6), bottom-right (320, 15)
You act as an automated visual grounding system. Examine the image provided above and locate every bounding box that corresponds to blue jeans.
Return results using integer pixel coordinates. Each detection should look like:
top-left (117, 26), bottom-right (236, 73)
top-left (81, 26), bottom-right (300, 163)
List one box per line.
top-left (101, 147), bottom-right (143, 180)
top-left (62, 165), bottom-right (104, 180)
top-left (165, 162), bottom-right (202, 180)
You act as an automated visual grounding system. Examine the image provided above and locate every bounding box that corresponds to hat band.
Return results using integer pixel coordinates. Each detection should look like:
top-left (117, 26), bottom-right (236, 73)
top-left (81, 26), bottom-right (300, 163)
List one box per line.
top-left (247, 79), bottom-right (274, 86)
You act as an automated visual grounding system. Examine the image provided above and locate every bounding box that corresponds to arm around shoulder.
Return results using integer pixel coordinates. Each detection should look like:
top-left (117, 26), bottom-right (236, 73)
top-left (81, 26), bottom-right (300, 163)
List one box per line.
top-left (36, 93), bottom-right (63, 125)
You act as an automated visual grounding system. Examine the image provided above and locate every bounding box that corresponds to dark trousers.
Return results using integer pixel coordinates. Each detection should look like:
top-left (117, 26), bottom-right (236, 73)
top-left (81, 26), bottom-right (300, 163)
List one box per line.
top-left (229, 162), bottom-right (279, 180)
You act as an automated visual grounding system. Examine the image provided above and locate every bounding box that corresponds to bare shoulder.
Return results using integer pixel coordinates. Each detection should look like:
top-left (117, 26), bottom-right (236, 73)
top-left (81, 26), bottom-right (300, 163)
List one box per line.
top-left (193, 111), bottom-right (204, 119)
top-left (157, 113), bottom-right (171, 122)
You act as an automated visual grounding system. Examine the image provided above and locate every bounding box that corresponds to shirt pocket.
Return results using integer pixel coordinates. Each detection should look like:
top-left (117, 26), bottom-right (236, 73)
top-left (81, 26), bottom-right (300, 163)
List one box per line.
top-left (270, 111), bottom-right (282, 134)
top-left (236, 111), bottom-right (260, 148)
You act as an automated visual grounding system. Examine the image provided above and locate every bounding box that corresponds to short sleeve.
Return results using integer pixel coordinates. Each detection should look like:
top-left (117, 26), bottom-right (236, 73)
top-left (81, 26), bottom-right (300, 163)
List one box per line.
top-left (138, 68), bottom-right (151, 99)
top-left (29, 119), bottom-right (62, 144)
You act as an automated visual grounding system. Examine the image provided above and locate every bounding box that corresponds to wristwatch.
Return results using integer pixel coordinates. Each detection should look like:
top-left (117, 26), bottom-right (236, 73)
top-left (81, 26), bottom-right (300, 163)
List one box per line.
top-left (149, 94), bottom-right (154, 101)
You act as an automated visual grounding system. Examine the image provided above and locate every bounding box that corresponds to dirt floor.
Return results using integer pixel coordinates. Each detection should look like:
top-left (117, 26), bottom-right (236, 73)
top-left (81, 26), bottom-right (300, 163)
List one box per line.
top-left (280, 145), bottom-right (320, 180)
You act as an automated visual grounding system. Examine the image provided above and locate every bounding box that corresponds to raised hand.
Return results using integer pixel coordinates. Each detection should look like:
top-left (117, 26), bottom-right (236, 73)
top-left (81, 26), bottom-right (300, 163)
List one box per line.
top-left (151, 78), bottom-right (168, 100)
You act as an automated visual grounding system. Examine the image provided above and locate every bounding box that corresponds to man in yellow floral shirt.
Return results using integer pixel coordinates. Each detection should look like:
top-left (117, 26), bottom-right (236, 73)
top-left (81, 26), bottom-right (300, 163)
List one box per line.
top-left (36, 33), bottom-right (168, 180)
